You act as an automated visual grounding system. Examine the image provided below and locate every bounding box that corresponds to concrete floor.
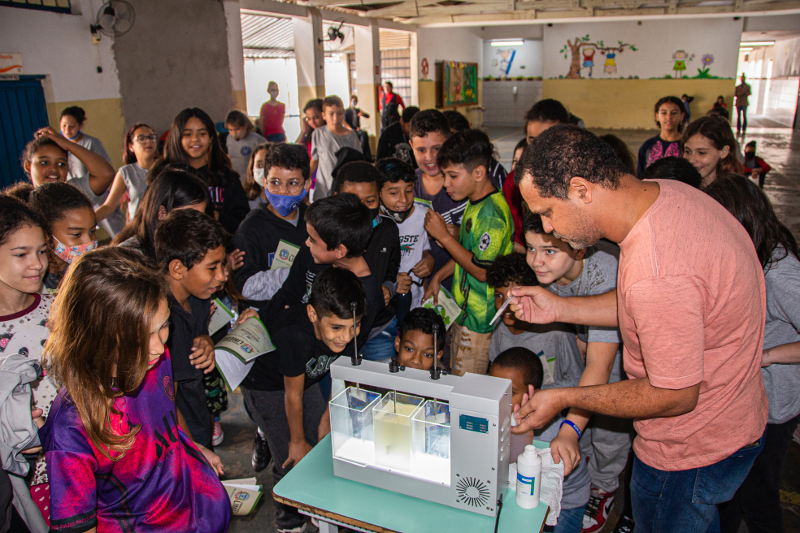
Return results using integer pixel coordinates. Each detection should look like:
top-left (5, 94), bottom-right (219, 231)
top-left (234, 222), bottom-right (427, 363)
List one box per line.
top-left (218, 123), bottom-right (800, 533)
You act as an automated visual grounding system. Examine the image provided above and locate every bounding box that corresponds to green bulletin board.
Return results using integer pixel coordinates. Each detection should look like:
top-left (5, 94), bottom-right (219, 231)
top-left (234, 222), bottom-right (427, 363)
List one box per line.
top-left (443, 61), bottom-right (478, 107)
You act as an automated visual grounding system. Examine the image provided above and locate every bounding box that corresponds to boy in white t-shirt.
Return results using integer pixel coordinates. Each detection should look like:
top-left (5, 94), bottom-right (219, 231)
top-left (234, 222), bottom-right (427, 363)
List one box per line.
top-left (376, 158), bottom-right (434, 323)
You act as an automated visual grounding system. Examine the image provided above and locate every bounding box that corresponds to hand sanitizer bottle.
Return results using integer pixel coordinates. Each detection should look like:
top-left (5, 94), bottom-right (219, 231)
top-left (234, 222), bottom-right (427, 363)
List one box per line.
top-left (516, 445), bottom-right (542, 509)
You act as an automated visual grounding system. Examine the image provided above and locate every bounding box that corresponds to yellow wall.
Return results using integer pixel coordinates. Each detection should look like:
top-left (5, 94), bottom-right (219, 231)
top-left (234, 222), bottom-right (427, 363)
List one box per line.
top-left (47, 98), bottom-right (126, 171)
top-left (543, 79), bottom-right (736, 130)
top-left (232, 90), bottom-right (247, 113)
top-left (418, 80), bottom-right (437, 111)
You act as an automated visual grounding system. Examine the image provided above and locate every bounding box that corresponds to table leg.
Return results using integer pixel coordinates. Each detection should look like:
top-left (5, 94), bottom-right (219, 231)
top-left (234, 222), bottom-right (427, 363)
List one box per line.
top-left (318, 520), bottom-right (340, 533)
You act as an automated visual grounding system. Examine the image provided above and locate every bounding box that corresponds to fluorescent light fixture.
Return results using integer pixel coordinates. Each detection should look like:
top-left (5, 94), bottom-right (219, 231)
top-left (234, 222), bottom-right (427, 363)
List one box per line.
top-left (739, 47), bottom-right (753, 51)
top-left (491, 40), bottom-right (524, 46)
top-left (741, 41), bottom-right (775, 46)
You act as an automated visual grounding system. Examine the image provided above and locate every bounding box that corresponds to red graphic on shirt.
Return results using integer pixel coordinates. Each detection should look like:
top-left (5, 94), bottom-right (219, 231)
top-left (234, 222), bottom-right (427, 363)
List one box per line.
top-left (163, 375), bottom-right (173, 401)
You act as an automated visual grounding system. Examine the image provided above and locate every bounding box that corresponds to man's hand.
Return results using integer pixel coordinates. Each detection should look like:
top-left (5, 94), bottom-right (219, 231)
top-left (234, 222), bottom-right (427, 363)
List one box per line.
top-left (512, 386), bottom-right (565, 434)
top-left (283, 440), bottom-right (313, 469)
top-left (510, 286), bottom-right (561, 325)
top-left (397, 272), bottom-right (412, 295)
top-left (424, 211), bottom-right (451, 244)
top-left (190, 335), bottom-right (216, 373)
top-left (196, 443), bottom-right (224, 476)
top-left (411, 253), bottom-right (435, 279)
top-left (549, 426), bottom-right (582, 476)
top-left (228, 249), bottom-right (245, 271)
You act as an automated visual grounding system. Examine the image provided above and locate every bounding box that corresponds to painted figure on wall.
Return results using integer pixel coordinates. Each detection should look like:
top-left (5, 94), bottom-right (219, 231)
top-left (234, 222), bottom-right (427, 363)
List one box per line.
top-left (560, 36), bottom-right (636, 79)
top-left (582, 48), bottom-right (596, 77)
top-left (496, 49), bottom-right (516, 77)
top-left (672, 50), bottom-right (691, 78)
top-left (604, 51), bottom-right (617, 75)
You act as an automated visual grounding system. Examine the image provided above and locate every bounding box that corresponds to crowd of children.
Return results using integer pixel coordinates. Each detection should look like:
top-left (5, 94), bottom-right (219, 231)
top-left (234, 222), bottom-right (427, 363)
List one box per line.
top-left (0, 87), bottom-right (790, 533)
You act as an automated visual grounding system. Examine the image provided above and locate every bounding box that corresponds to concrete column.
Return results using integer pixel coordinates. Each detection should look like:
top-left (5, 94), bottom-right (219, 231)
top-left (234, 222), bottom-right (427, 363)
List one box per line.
top-left (409, 31), bottom-right (419, 107)
top-left (224, 0), bottom-right (247, 112)
top-left (293, 8), bottom-right (325, 107)
top-left (354, 19), bottom-right (381, 139)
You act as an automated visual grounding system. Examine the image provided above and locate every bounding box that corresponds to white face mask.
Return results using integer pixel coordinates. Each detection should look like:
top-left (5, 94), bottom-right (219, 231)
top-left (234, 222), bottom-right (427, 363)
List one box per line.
top-left (254, 167), bottom-right (265, 187)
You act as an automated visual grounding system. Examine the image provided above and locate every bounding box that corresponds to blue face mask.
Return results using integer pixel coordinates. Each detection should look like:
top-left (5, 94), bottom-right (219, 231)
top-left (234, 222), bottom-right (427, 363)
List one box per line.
top-left (265, 188), bottom-right (307, 217)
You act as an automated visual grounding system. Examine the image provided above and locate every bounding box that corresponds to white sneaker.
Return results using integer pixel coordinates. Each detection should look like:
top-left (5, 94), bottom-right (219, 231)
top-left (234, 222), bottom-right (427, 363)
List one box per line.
top-left (212, 421), bottom-right (224, 447)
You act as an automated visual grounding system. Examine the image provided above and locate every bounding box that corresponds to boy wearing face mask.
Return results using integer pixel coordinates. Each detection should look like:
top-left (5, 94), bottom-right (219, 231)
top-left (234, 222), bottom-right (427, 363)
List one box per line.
top-left (233, 144), bottom-right (310, 307)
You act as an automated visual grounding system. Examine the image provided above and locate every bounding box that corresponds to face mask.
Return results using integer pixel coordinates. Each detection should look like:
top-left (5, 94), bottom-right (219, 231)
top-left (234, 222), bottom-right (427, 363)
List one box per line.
top-left (368, 207), bottom-right (380, 221)
top-left (254, 167), bottom-right (265, 184)
top-left (53, 236), bottom-right (97, 264)
top-left (265, 188), bottom-right (307, 217)
top-left (745, 152), bottom-right (755, 160)
top-left (64, 130), bottom-right (82, 141)
top-left (380, 204), bottom-right (412, 224)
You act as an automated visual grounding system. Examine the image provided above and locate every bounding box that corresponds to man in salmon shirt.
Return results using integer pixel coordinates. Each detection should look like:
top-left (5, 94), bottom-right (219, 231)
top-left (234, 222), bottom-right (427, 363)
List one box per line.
top-left (509, 125), bottom-right (768, 533)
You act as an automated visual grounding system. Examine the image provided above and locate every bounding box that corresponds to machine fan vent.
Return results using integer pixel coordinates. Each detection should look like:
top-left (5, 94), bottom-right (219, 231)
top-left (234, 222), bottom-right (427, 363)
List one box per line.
top-left (456, 477), bottom-right (490, 508)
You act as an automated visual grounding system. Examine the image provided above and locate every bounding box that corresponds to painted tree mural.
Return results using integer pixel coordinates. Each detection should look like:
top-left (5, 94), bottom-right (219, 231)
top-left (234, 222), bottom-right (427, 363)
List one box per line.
top-left (560, 35), bottom-right (637, 79)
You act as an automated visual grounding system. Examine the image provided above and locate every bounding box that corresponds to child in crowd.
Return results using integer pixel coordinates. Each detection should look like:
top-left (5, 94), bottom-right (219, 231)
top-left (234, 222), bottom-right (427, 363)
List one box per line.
top-left (525, 99), bottom-right (571, 144)
top-left (268, 193), bottom-right (383, 350)
top-left (522, 214), bottom-right (630, 532)
top-left (0, 196), bottom-right (57, 492)
top-left (424, 129), bottom-right (513, 375)
top-left (234, 143), bottom-right (310, 305)
top-left (489, 347), bottom-right (591, 533)
top-left (150, 107), bottom-right (250, 234)
top-left (683, 115), bottom-right (743, 188)
top-left (376, 157), bottom-right (434, 324)
top-left (394, 307), bottom-right (446, 371)
top-left (95, 122), bottom-right (158, 223)
top-left (155, 210), bottom-right (228, 449)
top-left (259, 82), bottom-right (287, 143)
top-left (241, 143), bottom-right (269, 209)
top-left (641, 156), bottom-right (703, 189)
top-left (376, 106), bottom-right (418, 164)
top-left (505, 137), bottom-right (529, 253)
top-left (705, 175), bottom-right (800, 533)
top-left (744, 140), bottom-right (772, 189)
top-left (511, 138), bottom-right (527, 173)
top-left (25, 127), bottom-right (120, 237)
top-left (408, 110), bottom-right (461, 285)
top-left (636, 96), bottom-right (685, 177)
top-left (442, 110), bottom-right (506, 188)
top-left (225, 110), bottom-right (267, 181)
top-left (28, 182), bottom-right (98, 291)
top-left (295, 98), bottom-right (325, 159)
top-left (600, 134), bottom-right (636, 176)
top-left (59, 106), bottom-right (112, 179)
top-left (40, 247), bottom-right (229, 533)
top-left (113, 169), bottom-right (211, 261)
top-left (241, 268), bottom-right (366, 533)
top-left (310, 96), bottom-right (362, 200)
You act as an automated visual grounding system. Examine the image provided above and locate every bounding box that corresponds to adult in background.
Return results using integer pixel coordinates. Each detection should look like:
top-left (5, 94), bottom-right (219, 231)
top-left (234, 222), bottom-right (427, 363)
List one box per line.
top-left (259, 81), bottom-right (287, 142)
top-left (379, 81), bottom-right (405, 132)
top-left (735, 74), bottom-right (752, 135)
top-left (345, 94), bottom-right (372, 160)
top-left (376, 106), bottom-right (419, 166)
top-left (510, 125), bottom-right (768, 533)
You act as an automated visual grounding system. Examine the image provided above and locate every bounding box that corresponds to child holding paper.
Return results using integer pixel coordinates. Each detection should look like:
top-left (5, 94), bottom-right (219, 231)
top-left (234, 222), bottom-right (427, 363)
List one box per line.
top-left (154, 209), bottom-right (229, 448)
top-left (424, 129), bottom-right (513, 375)
top-left (40, 247), bottom-right (229, 533)
top-left (241, 267), bottom-right (367, 533)
top-left (234, 143), bottom-right (311, 305)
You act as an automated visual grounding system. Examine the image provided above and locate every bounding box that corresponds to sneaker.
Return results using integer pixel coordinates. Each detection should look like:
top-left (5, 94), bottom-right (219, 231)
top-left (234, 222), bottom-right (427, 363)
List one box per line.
top-left (582, 488), bottom-right (615, 532)
top-left (277, 524), bottom-right (308, 533)
top-left (611, 515), bottom-right (635, 533)
top-left (252, 430), bottom-right (271, 472)
top-left (212, 421), bottom-right (224, 447)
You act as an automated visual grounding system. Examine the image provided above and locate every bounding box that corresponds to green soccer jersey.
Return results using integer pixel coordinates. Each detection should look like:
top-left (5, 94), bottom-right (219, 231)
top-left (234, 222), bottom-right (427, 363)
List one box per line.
top-left (453, 190), bottom-right (513, 334)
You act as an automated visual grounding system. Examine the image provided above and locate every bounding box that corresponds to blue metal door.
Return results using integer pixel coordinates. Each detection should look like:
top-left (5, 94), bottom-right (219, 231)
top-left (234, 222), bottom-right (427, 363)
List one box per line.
top-left (0, 75), bottom-right (49, 189)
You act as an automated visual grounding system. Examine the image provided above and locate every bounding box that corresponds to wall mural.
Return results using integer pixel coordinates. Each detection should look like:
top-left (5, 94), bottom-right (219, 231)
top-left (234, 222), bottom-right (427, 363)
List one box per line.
top-left (559, 35), bottom-right (637, 79)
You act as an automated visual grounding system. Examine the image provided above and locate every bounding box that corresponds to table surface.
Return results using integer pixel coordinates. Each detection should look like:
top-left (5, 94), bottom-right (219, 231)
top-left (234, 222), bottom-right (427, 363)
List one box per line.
top-left (273, 435), bottom-right (548, 533)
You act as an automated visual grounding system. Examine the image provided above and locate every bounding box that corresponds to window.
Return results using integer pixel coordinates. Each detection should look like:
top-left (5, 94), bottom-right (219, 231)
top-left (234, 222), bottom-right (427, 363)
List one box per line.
top-left (0, 0), bottom-right (71, 14)
top-left (381, 49), bottom-right (411, 105)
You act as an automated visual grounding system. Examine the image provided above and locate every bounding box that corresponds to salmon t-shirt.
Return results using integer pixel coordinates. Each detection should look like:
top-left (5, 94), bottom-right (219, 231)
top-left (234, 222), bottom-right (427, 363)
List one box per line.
top-left (618, 179), bottom-right (768, 471)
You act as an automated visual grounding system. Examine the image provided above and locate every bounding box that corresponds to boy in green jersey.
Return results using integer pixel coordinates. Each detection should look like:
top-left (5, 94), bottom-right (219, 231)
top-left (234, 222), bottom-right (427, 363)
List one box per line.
top-left (424, 129), bottom-right (513, 375)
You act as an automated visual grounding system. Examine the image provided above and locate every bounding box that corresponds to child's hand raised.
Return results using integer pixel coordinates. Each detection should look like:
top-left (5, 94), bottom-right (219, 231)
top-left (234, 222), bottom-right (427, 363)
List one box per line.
top-left (424, 211), bottom-right (451, 244)
top-left (228, 249), bottom-right (245, 271)
top-left (190, 334), bottom-right (216, 374)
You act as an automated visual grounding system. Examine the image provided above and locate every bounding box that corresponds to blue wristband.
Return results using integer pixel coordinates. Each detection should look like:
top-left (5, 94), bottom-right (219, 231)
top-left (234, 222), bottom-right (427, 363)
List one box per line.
top-left (560, 420), bottom-right (582, 440)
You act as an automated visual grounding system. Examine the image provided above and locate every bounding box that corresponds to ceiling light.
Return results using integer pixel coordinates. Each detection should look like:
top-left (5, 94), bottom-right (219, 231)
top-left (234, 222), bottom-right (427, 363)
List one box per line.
top-left (740, 41), bottom-right (775, 46)
top-left (491, 40), bottom-right (524, 46)
top-left (739, 47), bottom-right (753, 51)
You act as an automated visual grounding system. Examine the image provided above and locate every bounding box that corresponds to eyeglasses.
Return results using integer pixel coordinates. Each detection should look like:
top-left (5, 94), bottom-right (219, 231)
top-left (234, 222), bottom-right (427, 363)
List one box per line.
top-left (134, 134), bottom-right (158, 144)
top-left (265, 178), bottom-right (304, 194)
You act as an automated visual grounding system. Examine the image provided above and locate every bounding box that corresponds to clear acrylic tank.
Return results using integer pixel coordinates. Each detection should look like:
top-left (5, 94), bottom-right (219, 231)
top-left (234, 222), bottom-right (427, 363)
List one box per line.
top-left (329, 387), bottom-right (382, 465)
top-left (412, 400), bottom-right (451, 485)
top-left (373, 391), bottom-right (424, 472)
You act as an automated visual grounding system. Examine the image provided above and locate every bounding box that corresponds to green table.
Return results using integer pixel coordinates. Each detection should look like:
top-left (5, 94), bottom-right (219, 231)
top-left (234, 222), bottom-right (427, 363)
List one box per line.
top-left (273, 435), bottom-right (548, 533)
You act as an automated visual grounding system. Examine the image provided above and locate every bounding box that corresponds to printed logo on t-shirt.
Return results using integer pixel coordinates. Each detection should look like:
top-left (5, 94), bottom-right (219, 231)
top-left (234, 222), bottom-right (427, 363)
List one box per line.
top-left (479, 232), bottom-right (491, 251)
top-left (154, 409), bottom-right (180, 459)
top-left (0, 332), bottom-right (12, 352)
top-left (465, 219), bottom-right (473, 233)
top-left (400, 234), bottom-right (419, 257)
top-left (307, 354), bottom-right (337, 378)
top-left (163, 375), bottom-right (174, 401)
top-left (241, 146), bottom-right (252, 157)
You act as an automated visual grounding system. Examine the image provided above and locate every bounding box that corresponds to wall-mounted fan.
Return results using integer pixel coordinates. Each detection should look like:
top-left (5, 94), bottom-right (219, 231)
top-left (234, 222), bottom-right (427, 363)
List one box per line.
top-left (90, 0), bottom-right (136, 38)
top-left (319, 20), bottom-right (345, 44)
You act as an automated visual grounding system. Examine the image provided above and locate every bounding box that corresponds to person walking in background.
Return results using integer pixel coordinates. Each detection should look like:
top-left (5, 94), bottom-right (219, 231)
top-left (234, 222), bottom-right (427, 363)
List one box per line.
top-left (259, 81), bottom-right (287, 142)
top-left (379, 81), bottom-right (405, 133)
top-left (735, 74), bottom-right (752, 135)
top-left (345, 94), bottom-right (372, 160)
top-left (681, 94), bottom-right (693, 125)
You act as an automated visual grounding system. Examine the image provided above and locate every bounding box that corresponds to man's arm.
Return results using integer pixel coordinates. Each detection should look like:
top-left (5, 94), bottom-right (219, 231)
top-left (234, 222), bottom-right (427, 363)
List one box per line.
top-left (283, 374), bottom-right (313, 468)
top-left (513, 377), bottom-right (700, 434)
top-left (510, 286), bottom-right (619, 327)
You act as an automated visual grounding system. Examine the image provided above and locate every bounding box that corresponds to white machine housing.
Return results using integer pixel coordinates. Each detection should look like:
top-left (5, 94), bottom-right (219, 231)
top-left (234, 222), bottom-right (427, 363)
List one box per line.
top-left (329, 358), bottom-right (512, 517)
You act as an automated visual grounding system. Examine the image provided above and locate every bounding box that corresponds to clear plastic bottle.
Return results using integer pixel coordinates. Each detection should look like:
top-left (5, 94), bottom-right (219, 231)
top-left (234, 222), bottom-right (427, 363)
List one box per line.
top-left (515, 444), bottom-right (542, 509)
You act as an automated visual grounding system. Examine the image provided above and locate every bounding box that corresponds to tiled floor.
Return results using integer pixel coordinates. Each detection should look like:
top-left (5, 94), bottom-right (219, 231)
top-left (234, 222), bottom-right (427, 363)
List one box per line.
top-left (220, 123), bottom-right (800, 533)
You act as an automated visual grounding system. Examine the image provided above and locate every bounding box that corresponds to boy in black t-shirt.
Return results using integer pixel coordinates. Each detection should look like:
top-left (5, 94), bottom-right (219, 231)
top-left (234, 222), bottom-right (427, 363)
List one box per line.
top-left (241, 268), bottom-right (366, 532)
top-left (155, 209), bottom-right (230, 448)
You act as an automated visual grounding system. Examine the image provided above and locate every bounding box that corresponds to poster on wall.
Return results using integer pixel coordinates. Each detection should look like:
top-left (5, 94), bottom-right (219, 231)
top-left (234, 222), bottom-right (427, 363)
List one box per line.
top-left (0, 54), bottom-right (23, 74)
top-left (443, 61), bottom-right (478, 107)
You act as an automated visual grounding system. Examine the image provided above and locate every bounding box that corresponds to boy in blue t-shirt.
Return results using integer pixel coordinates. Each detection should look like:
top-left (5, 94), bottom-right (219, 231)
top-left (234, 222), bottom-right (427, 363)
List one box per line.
top-left (424, 129), bottom-right (513, 375)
